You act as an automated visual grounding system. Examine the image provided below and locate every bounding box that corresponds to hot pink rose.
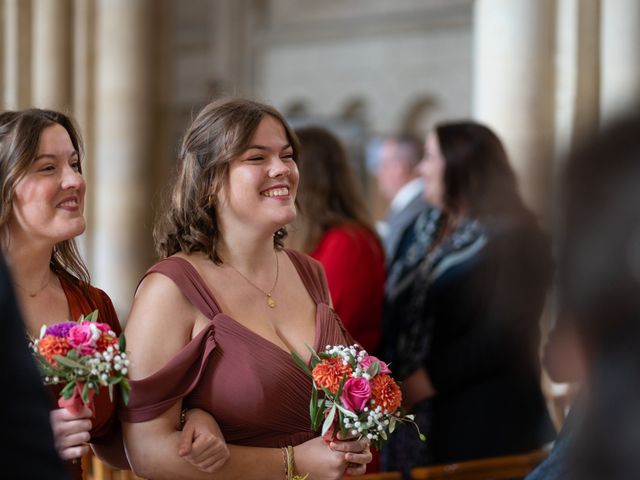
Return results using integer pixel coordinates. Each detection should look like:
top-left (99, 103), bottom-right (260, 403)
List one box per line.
top-left (360, 355), bottom-right (391, 374)
top-left (340, 377), bottom-right (372, 412)
top-left (67, 324), bottom-right (97, 355)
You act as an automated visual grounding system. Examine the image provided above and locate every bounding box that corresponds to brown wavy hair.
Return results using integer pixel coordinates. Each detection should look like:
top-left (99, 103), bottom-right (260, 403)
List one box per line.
top-left (0, 108), bottom-right (90, 285)
top-left (155, 98), bottom-right (300, 264)
top-left (292, 126), bottom-right (377, 252)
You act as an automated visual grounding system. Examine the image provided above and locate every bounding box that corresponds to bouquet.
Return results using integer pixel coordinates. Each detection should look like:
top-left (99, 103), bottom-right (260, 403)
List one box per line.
top-left (29, 310), bottom-right (130, 415)
top-left (292, 344), bottom-right (425, 450)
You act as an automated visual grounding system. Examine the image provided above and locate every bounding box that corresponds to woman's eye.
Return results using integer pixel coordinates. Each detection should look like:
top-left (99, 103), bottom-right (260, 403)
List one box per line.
top-left (71, 161), bottom-right (81, 171)
top-left (248, 157), bottom-right (264, 162)
top-left (39, 164), bottom-right (55, 172)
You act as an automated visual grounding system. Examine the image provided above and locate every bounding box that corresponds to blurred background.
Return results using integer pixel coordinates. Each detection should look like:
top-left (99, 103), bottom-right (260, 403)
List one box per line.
top-left (1, 0), bottom-right (638, 331)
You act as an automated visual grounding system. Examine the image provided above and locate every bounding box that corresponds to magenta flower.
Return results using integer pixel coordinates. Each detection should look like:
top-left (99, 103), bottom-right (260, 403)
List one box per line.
top-left (67, 324), bottom-right (97, 355)
top-left (340, 377), bottom-right (372, 412)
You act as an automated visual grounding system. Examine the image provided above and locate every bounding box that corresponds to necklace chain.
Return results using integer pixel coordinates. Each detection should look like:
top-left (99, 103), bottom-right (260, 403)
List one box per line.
top-left (14, 270), bottom-right (51, 298)
top-left (228, 251), bottom-right (279, 308)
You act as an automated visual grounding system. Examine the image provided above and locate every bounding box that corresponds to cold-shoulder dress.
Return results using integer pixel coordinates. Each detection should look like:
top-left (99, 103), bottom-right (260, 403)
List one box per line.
top-left (121, 250), bottom-right (356, 448)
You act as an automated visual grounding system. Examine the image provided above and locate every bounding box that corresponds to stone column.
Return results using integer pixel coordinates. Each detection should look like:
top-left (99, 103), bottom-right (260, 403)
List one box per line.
top-left (2, 0), bottom-right (32, 109)
top-left (554, 0), bottom-right (600, 164)
top-left (600, 0), bottom-right (640, 124)
top-left (72, 0), bottom-right (96, 262)
top-left (472, 0), bottom-right (556, 219)
top-left (93, 0), bottom-right (155, 316)
top-left (31, 0), bottom-right (71, 110)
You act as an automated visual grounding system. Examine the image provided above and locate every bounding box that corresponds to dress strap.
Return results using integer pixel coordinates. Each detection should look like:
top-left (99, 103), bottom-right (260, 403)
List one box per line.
top-left (142, 257), bottom-right (222, 318)
top-left (285, 249), bottom-right (331, 305)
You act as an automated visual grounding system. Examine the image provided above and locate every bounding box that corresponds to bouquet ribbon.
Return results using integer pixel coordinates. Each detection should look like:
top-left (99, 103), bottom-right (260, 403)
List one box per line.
top-left (58, 383), bottom-right (95, 416)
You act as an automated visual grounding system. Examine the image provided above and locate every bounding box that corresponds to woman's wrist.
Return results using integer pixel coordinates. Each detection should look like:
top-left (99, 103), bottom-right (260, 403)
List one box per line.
top-left (284, 445), bottom-right (308, 480)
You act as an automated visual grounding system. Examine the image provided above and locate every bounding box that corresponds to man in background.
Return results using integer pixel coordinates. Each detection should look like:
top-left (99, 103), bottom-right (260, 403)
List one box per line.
top-left (375, 134), bottom-right (429, 265)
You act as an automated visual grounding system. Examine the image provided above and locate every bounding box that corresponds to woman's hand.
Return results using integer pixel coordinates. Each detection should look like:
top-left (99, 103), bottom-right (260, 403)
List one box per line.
top-left (177, 408), bottom-right (230, 474)
top-left (329, 437), bottom-right (372, 476)
top-left (50, 406), bottom-right (93, 460)
top-left (294, 436), bottom-right (371, 479)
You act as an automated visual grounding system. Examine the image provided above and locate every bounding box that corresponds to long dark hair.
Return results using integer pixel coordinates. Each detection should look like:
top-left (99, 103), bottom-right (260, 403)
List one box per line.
top-left (154, 98), bottom-right (300, 264)
top-left (435, 121), bottom-right (536, 225)
top-left (0, 108), bottom-right (90, 285)
top-left (293, 126), bottom-right (377, 253)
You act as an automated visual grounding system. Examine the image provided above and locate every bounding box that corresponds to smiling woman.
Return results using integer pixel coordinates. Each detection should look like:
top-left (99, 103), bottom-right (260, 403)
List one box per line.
top-left (121, 98), bottom-right (373, 480)
top-left (0, 109), bottom-right (126, 479)
top-left (0, 108), bottom-right (221, 480)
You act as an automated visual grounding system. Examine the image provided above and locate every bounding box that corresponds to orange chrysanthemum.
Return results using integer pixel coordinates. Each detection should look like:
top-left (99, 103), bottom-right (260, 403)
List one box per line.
top-left (38, 336), bottom-right (71, 365)
top-left (312, 358), bottom-right (353, 394)
top-left (370, 374), bottom-right (402, 413)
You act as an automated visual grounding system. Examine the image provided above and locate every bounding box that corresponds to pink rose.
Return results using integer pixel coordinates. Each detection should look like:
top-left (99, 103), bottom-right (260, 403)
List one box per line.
top-left (360, 355), bottom-right (391, 375)
top-left (67, 324), bottom-right (97, 355)
top-left (340, 377), bottom-right (372, 412)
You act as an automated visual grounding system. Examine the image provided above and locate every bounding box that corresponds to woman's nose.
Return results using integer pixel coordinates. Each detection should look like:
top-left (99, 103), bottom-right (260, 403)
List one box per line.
top-left (269, 156), bottom-right (291, 177)
top-left (61, 165), bottom-right (85, 190)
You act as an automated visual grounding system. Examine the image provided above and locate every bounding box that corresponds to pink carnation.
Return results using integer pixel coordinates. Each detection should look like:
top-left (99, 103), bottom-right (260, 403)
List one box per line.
top-left (67, 324), bottom-right (97, 355)
top-left (360, 355), bottom-right (391, 375)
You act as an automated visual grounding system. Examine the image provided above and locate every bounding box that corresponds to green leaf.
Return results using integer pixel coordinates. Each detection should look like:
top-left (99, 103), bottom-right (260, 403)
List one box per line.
top-left (389, 416), bottom-right (397, 434)
top-left (321, 405), bottom-right (336, 436)
top-left (334, 374), bottom-right (348, 400)
top-left (119, 332), bottom-right (126, 352)
top-left (84, 309), bottom-right (99, 323)
top-left (305, 344), bottom-right (322, 367)
top-left (61, 381), bottom-right (76, 400)
top-left (121, 379), bottom-right (131, 406)
top-left (108, 383), bottom-right (114, 402)
top-left (291, 350), bottom-right (312, 377)
top-left (82, 382), bottom-right (90, 403)
top-left (367, 361), bottom-right (381, 377)
top-left (310, 385), bottom-right (318, 420)
top-left (335, 403), bottom-right (358, 418)
top-left (54, 354), bottom-right (86, 370)
top-left (311, 397), bottom-right (326, 431)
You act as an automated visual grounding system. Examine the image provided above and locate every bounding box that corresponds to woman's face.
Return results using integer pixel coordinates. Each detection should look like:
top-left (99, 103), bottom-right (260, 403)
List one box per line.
top-left (8, 124), bottom-right (86, 245)
top-left (419, 131), bottom-right (446, 210)
top-left (217, 115), bottom-right (299, 237)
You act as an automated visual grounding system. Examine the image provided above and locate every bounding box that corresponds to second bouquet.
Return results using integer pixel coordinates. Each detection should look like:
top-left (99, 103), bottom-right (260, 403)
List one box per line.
top-left (29, 309), bottom-right (130, 414)
top-left (292, 344), bottom-right (424, 450)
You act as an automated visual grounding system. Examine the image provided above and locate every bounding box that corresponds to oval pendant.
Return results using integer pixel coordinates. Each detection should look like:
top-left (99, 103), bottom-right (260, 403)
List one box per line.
top-left (266, 295), bottom-right (276, 308)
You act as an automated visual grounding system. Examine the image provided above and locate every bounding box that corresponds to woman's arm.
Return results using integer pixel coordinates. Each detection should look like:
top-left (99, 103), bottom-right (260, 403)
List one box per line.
top-left (122, 271), bottom-right (370, 480)
top-left (91, 424), bottom-right (130, 469)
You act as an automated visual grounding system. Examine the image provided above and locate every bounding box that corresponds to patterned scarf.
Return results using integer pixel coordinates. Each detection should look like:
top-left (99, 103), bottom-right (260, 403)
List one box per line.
top-left (389, 208), bottom-right (488, 378)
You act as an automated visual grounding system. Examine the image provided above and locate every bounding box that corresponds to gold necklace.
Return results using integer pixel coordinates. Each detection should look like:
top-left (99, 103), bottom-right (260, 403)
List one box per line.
top-left (228, 251), bottom-right (279, 308)
top-left (14, 271), bottom-right (51, 298)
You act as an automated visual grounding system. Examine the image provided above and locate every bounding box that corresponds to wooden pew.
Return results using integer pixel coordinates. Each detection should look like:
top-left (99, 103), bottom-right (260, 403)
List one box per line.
top-left (357, 472), bottom-right (404, 480)
top-left (410, 448), bottom-right (549, 479)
